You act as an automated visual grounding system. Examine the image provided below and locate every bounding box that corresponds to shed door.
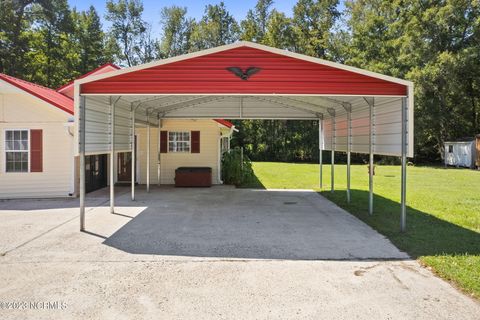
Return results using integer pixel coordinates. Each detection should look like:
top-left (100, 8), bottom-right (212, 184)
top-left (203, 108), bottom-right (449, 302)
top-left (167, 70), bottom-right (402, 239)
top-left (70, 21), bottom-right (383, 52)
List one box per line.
top-left (459, 144), bottom-right (470, 167)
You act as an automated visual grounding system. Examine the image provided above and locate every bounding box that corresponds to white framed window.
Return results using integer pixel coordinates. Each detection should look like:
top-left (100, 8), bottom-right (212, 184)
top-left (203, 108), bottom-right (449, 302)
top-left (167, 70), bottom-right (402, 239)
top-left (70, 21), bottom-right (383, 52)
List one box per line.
top-left (5, 129), bottom-right (29, 172)
top-left (168, 131), bottom-right (190, 152)
top-left (220, 136), bottom-right (229, 154)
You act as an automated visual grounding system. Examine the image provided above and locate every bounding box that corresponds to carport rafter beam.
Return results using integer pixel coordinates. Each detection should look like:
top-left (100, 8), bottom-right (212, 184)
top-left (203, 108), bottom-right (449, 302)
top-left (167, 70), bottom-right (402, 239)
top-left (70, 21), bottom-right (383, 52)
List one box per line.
top-left (312, 96), bottom-right (346, 108)
top-left (275, 96), bottom-right (330, 113)
top-left (130, 95), bottom-right (174, 105)
top-left (155, 96), bottom-right (227, 116)
top-left (250, 96), bottom-right (322, 117)
top-left (137, 95), bottom-right (208, 111)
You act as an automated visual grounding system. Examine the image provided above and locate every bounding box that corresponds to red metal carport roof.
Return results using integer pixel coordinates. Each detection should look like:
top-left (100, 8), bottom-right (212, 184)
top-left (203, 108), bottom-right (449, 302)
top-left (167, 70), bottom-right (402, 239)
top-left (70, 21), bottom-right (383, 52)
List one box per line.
top-left (78, 42), bottom-right (409, 96)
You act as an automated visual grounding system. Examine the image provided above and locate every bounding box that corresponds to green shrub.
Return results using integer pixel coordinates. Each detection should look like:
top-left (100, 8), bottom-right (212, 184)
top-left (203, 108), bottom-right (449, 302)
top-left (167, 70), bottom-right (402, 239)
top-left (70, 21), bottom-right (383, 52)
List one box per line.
top-left (221, 147), bottom-right (255, 186)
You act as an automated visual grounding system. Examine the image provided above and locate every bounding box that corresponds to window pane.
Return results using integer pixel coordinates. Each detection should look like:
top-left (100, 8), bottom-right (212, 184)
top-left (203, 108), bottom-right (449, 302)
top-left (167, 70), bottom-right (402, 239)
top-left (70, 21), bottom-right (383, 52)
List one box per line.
top-left (6, 131), bottom-right (12, 140)
top-left (14, 131), bottom-right (20, 140)
top-left (21, 158), bottom-right (28, 172)
top-left (21, 130), bottom-right (28, 140)
top-left (168, 132), bottom-right (190, 152)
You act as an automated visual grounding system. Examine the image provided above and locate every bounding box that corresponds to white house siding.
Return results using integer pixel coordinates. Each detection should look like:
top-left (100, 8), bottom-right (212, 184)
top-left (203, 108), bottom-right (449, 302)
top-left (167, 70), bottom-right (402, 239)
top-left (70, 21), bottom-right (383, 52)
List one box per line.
top-left (0, 83), bottom-right (74, 198)
top-left (136, 119), bottom-right (222, 185)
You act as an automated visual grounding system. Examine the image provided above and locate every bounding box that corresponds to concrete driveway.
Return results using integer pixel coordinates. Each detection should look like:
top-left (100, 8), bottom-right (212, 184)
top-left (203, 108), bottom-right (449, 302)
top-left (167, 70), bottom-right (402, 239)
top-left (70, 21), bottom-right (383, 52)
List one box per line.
top-left (0, 186), bottom-right (478, 319)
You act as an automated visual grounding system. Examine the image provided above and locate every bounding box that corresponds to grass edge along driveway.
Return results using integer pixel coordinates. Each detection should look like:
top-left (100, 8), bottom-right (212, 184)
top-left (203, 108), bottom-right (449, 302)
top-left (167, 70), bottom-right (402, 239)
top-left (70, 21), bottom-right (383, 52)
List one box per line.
top-left (244, 162), bottom-right (480, 299)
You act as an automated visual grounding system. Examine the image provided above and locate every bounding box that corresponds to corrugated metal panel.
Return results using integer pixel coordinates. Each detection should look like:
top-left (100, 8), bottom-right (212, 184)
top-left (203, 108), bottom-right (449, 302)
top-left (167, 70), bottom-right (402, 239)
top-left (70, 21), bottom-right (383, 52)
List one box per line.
top-left (322, 97), bottom-right (406, 156)
top-left (84, 96), bottom-right (136, 154)
top-left (82, 94), bottom-right (411, 157)
top-left (85, 96), bottom-right (110, 153)
top-left (81, 47), bottom-right (407, 95)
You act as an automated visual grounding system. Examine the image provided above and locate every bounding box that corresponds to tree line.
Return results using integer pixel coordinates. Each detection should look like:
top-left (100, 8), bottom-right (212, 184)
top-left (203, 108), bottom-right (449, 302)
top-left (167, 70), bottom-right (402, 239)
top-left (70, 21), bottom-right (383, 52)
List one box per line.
top-left (1, 0), bottom-right (479, 163)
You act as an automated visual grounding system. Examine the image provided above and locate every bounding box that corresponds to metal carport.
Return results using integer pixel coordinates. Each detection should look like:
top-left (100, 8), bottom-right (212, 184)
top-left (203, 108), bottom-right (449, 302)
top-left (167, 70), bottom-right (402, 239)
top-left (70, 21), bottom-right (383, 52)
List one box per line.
top-left (74, 41), bottom-right (414, 232)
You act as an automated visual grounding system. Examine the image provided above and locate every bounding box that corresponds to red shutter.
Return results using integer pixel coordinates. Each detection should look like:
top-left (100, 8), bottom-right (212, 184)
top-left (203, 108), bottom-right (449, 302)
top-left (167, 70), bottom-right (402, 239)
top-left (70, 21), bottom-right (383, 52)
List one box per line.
top-left (30, 129), bottom-right (43, 172)
top-left (191, 131), bottom-right (200, 153)
top-left (160, 131), bottom-right (168, 153)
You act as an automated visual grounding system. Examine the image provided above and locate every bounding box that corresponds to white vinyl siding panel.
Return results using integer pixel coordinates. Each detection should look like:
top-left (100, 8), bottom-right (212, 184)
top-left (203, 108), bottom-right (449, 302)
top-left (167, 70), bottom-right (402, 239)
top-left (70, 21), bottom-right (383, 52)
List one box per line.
top-left (0, 87), bottom-right (74, 198)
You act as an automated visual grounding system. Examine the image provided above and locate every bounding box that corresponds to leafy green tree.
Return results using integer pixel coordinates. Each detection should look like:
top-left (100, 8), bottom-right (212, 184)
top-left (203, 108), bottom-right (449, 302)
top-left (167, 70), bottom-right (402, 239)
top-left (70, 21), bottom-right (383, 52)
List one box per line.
top-left (135, 23), bottom-right (159, 63)
top-left (71, 6), bottom-right (112, 76)
top-left (105, 0), bottom-right (147, 67)
top-left (263, 9), bottom-right (295, 49)
top-left (292, 0), bottom-right (339, 59)
top-left (190, 2), bottom-right (240, 50)
top-left (240, 0), bottom-right (274, 42)
top-left (27, 0), bottom-right (75, 87)
top-left (345, 0), bottom-right (480, 161)
top-left (159, 6), bottom-right (194, 57)
top-left (0, 0), bottom-right (35, 77)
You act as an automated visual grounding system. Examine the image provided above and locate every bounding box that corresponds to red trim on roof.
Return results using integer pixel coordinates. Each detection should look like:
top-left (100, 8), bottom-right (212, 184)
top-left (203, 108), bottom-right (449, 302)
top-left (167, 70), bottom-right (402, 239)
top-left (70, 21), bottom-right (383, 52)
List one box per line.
top-left (214, 119), bottom-right (234, 128)
top-left (57, 63), bottom-right (120, 92)
top-left (0, 73), bottom-right (73, 114)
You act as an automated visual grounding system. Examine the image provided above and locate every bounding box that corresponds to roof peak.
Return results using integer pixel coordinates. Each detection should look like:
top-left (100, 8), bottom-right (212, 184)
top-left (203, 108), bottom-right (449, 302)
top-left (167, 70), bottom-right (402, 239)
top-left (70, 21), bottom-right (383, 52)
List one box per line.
top-left (57, 63), bottom-right (120, 92)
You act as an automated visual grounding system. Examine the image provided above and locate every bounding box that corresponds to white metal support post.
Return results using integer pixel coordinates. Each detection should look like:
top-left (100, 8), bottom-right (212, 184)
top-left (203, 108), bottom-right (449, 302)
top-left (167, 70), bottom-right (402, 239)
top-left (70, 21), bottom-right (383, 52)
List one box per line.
top-left (366, 97), bottom-right (375, 215)
top-left (344, 103), bottom-right (352, 203)
top-left (79, 96), bottom-right (86, 230)
top-left (131, 104), bottom-right (136, 201)
top-left (318, 116), bottom-right (323, 189)
top-left (327, 108), bottom-right (336, 192)
top-left (401, 97), bottom-right (408, 232)
top-left (157, 116), bottom-right (161, 186)
top-left (146, 110), bottom-right (151, 193)
top-left (110, 97), bottom-right (120, 214)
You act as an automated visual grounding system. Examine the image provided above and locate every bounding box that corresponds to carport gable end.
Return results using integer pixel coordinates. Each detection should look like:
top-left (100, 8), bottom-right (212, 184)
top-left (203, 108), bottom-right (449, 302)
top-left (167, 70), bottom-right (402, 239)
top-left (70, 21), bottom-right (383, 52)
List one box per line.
top-left (77, 42), bottom-right (409, 96)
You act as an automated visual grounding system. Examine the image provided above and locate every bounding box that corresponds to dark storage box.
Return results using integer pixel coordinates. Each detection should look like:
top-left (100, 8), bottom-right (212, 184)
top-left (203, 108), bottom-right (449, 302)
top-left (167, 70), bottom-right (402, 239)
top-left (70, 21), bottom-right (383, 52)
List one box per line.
top-left (175, 167), bottom-right (212, 187)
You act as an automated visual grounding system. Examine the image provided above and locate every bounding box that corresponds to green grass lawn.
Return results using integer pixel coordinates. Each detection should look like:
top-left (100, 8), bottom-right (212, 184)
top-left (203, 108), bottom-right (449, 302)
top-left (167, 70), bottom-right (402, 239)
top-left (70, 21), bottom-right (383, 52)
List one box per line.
top-left (244, 162), bottom-right (480, 298)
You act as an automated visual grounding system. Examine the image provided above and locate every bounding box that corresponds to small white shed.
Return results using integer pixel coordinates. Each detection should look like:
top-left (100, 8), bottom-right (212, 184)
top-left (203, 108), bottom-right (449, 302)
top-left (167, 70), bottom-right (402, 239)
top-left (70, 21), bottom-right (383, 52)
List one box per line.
top-left (444, 139), bottom-right (477, 168)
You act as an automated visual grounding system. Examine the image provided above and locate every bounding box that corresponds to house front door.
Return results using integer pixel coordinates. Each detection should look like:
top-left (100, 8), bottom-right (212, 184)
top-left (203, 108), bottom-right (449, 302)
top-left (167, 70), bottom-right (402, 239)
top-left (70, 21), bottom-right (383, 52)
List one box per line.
top-left (117, 152), bottom-right (132, 182)
top-left (117, 136), bottom-right (136, 182)
top-left (85, 154), bottom-right (107, 193)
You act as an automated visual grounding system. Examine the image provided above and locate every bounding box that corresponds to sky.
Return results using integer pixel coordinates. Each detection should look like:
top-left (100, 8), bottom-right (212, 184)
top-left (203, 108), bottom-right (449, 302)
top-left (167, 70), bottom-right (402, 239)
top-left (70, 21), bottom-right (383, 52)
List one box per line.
top-left (68, 0), bottom-right (298, 37)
